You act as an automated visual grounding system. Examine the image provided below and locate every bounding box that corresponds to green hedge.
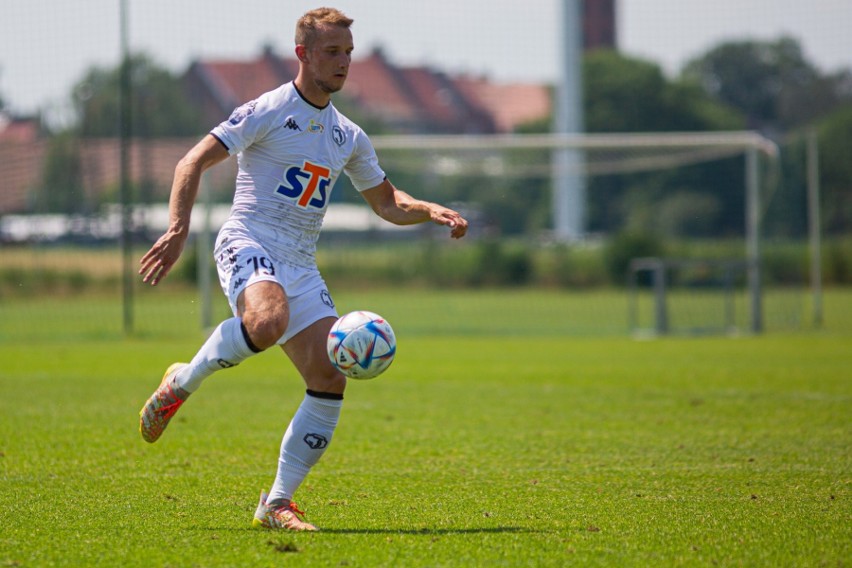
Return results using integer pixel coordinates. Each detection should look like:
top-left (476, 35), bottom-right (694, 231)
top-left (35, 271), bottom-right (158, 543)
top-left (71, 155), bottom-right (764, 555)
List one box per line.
top-left (1, 236), bottom-right (850, 296)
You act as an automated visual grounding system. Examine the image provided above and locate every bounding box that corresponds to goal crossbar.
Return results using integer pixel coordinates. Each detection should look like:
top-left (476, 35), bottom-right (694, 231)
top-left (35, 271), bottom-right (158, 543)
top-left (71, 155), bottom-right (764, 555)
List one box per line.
top-left (371, 131), bottom-right (778, 157)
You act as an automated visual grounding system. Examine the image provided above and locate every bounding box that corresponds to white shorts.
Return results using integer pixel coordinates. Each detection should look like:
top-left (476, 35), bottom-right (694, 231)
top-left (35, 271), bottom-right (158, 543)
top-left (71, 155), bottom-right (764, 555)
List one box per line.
top-left (214, 228), bottom-right (337, 345)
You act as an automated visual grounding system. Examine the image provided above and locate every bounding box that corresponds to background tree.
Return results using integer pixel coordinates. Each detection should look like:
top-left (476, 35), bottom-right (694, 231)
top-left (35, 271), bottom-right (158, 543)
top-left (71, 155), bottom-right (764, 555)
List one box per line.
top-left (682, 36), bottom-right (851, 242)
top-left (582, 50), bottom-right (745, 237)
top-left (583, 50), bottom-right (743, 133)
top-left (57, 54), bottom-right (208, 209)
top-left (38, 131), bottom-right (86, 213)
top-left (815, 104), bottom-right (852, 235)
top-left (72, 53), bottom-right (204, 137)
top-left (681, 36), bottom-right (851, 134)
top-left (435, 50), bottom-right (751, 238)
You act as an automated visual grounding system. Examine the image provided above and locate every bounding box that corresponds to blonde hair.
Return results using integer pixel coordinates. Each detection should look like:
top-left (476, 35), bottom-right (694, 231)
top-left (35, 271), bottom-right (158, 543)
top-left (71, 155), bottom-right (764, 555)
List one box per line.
top-left (295, 7), bottom-right (354, 47)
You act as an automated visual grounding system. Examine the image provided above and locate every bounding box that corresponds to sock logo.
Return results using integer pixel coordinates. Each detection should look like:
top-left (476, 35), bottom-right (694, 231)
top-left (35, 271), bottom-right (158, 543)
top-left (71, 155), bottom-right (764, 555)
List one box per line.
top-left (303, 433), bottom-right (328, 450)
top-left (217, 358), bottom-right (236, 369)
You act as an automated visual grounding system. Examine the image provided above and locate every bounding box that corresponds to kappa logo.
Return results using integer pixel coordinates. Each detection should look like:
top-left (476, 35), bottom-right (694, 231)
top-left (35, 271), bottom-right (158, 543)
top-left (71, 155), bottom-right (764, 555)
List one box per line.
top-left (276, 161), bottom-right (332, 209)
top-left (303, 433), bottom-right (328, 450)
top-left (218, 246), bottom-right (237, 265)
top-left (284, 116), bottom-right (301, 131)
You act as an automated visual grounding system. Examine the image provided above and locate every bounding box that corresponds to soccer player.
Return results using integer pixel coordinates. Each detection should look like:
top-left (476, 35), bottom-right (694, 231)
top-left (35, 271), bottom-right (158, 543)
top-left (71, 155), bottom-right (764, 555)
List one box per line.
top-left (137, 7), bottom-right (468, 531)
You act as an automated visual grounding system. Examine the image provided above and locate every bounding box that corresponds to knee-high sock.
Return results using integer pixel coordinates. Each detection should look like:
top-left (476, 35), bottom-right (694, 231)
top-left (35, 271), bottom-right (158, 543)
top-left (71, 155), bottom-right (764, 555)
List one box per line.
top-left (174, 317), bottom-right (260, 393)
top-left (267, 391), bottom-right (343, 505)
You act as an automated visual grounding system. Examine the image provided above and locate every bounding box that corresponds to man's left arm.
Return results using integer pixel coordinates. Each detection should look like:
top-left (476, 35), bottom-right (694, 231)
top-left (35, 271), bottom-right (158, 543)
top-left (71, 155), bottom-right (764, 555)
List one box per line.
top-left (360, 179), bottom-right (468, 239)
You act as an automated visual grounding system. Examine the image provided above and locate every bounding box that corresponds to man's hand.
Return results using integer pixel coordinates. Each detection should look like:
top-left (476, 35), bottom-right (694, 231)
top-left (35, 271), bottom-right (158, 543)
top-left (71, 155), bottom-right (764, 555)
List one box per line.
top-left (138, 229), bottom-right (189, 286)
top-left (431, 205), bottom-right (468, 239)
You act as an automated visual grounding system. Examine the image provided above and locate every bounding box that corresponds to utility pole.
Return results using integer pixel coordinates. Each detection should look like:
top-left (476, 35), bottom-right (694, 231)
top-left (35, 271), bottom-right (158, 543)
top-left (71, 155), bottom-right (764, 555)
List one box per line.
top-left (119, 0), bottom-right (134, 333)
top-left (552, 0), bottom-right (586, 240)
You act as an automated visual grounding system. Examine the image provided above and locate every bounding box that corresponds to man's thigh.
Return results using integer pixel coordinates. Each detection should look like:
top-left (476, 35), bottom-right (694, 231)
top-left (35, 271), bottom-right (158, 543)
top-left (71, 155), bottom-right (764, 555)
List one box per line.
top-left (237, 280), bottom-right (287, 319)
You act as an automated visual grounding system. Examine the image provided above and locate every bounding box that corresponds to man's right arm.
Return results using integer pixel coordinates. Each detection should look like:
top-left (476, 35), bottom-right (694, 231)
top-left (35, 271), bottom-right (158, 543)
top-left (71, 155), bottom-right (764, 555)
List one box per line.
top-left (139, 134), bottom-right (230, 285)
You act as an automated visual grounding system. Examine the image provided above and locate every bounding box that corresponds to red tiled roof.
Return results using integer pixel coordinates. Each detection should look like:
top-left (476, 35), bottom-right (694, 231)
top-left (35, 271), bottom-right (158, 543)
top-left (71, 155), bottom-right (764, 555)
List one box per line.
top-left (400, 67), bottom-right (495, 133)
top-left (0, 116), bottom-right (40, 143)
top-left (346, 50), bottom-right (423, 125)
top-left (76, 138), bottom-right (236, 201)
top-left (401, 68), bottom-right (461, 129)
top-left (0, 140), bottom-right (45, 213)
top-left (175, 0), bottom-right (616, 134)
top-left (454, 77), bottom-right (551, 133)
top-left (184, 47), bottom-right (550, 134)
top-left (0, 117), bottom-right (43, 212)
top-left (0, 137), bottom-right (239, 215)
top-left (199, 58), bottom-right (291, 108)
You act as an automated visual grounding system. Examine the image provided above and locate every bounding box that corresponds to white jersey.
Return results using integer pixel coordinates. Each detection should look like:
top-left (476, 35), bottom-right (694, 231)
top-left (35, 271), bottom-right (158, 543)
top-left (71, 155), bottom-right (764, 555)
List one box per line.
top-left (210, 82), bottom-right (386, 267)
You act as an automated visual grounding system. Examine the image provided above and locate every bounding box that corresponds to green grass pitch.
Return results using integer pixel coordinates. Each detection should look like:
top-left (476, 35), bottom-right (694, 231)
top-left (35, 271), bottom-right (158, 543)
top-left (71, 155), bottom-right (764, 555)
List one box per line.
top-left (0, 289), bottom-right (850, 566)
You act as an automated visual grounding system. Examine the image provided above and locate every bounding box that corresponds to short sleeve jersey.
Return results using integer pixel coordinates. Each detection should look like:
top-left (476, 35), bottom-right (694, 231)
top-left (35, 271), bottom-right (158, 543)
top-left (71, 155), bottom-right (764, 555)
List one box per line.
top-left (210, 82), bottom-right (386, 267)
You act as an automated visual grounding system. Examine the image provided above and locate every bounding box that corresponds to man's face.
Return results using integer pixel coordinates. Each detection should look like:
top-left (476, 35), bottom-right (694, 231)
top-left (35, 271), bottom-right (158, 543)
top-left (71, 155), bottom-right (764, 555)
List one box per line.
top-left (304, 25), bottom-right (353, 95)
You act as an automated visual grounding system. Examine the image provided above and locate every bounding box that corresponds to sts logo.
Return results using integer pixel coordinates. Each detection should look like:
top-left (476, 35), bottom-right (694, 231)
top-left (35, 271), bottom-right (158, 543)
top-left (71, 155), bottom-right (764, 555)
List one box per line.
top-left (276, 161), bottom-right (332, 209)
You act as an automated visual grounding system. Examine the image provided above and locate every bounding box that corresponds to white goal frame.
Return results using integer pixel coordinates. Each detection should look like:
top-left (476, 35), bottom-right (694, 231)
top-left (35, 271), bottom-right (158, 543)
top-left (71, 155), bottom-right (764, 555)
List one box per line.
top-left (369, 131), bottom-right (779, 333)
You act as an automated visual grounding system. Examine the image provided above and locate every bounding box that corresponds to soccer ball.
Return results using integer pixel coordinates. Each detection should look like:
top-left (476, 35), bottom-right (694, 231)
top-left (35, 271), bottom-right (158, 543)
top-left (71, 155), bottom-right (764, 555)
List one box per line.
top-left (327, 311), bottom-right (396, 379)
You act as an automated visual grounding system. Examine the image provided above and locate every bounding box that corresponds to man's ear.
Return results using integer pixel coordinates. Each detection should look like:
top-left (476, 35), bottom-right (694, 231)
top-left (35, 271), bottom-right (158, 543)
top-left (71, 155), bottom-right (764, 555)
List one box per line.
top-left (295, 44), bottom-right (309, 63)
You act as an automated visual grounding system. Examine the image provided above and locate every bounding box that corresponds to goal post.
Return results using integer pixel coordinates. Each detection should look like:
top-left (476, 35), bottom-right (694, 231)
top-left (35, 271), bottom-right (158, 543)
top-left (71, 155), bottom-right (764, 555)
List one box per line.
top-left (370, 131), bottom-right (779, 334)
top-left (628, 257), bottom-right (749, 336)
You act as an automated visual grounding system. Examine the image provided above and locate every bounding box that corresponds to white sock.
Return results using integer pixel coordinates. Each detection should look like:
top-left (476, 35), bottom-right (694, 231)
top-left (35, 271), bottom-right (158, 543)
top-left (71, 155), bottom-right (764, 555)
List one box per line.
top-left (174, 317), bottom-right (259, 393)
top-left (267, 391), bottom-right (343, 505)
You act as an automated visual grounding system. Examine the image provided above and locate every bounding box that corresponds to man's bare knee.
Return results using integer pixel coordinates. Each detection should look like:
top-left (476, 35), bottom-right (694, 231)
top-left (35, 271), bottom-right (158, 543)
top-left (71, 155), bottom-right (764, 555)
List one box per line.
top-left (242, 310), bottom-right (287, 350)
top-left (239, 283), bottom-right (288, 350)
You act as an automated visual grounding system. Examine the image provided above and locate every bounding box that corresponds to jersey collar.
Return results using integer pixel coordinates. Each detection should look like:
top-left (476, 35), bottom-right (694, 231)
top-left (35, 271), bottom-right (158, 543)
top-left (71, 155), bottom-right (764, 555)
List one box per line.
top-left (293, 82), bottom-right (330, 111)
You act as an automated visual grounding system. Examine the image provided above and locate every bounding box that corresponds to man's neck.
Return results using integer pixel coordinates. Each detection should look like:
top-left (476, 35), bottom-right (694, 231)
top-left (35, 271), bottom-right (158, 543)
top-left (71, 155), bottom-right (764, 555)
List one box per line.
top-left (293, 76), bottom-right (330, 109)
